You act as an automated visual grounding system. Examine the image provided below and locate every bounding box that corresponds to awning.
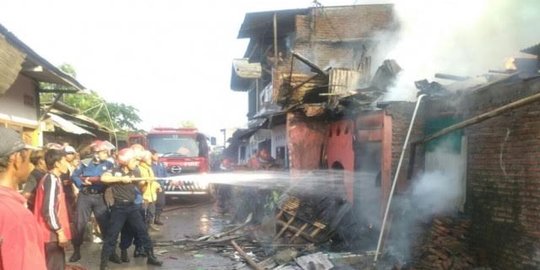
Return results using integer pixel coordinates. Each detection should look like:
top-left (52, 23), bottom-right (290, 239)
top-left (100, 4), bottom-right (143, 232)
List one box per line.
top-left (0, 24), bottom-right (85, 92)
top-left (46, 113), bottom-right (95, 136)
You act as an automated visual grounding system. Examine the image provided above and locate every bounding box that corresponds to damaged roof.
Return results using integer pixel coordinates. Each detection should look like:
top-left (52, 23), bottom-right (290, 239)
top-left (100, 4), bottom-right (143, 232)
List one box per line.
top-left (0, 23), bottom-right (85, 92)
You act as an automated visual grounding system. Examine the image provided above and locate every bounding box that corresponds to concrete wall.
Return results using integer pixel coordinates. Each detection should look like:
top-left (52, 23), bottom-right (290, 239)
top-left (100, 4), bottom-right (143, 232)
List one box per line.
top-left (0, 74), bottom-right (38, 127)
top-left (286, 112), bottom-right (328, 170)
top-left (271, 124), bottom-right (287, 166)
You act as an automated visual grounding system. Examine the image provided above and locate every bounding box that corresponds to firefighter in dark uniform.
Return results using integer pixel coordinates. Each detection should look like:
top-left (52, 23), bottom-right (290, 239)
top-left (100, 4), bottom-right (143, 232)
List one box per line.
top-left (69, 140), bottom-right (118, 263)
top-left (100, 147), bottom-right (163, 269)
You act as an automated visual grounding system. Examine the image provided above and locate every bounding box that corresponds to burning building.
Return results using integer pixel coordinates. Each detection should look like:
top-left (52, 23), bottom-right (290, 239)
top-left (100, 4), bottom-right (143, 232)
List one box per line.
top-left (228, 3), bottom-right (539, 269)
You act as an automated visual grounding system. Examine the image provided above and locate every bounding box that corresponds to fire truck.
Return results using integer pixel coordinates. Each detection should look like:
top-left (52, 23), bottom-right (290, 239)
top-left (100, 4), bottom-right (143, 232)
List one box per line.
top-left (128, 127), bottom-right (211, 195)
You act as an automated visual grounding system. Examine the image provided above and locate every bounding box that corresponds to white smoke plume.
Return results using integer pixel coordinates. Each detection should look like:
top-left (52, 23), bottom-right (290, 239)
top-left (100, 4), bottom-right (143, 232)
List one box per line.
top-left (382, 0), bottom-right (540, 101)
top-left (387, 140), bottom-right (466, 261)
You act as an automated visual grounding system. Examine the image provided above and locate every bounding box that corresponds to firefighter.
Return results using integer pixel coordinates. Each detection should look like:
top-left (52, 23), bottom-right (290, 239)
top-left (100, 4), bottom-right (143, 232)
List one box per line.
top-left (69, 140), bottom-right (119, 263)
top-left (138, 150), bottom-right (161, 231)
top-left (118, 183), bottom-right (145, 262)
top-left (0, 126), bottom-right (47, 269)
top-left (118, 145), bottom-right (147, 261)
top-left (150, 149), bottom-right (167, 225)
top-left (247, 148), bottom-right (276, 170)
top-left (34, 145), bottom-right (72, 270)
top-left (100, 148), bottom-right (163, 269)
top-left (234, 148), bottom-right (279, 224)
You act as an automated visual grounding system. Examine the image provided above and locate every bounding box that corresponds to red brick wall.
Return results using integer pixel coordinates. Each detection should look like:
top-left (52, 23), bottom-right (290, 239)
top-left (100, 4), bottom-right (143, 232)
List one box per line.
top-left (291, 5), bottom-right (397, 73)
top-left (296, 5), bottom-right (396, 42)
top-left (384, 102), bottom-right (424, 194)
top-left (459, 78), bottom-right (540, 269)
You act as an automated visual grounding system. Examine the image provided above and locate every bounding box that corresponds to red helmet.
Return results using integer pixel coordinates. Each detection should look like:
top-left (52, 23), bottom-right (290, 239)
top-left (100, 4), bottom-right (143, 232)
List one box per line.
top-left (117, 148), bottom-right (136, 166)
top-left (130, 144), bottom-right (145, 159)
top-left (92, 140), bottom-right (115, 152)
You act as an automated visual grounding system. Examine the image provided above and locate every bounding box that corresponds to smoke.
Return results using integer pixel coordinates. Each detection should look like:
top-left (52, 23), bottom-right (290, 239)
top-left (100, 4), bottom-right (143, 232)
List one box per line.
top-left (387, 141), bottom-right (466, 261)
top-left (381, 0), bottom-right (540, 101)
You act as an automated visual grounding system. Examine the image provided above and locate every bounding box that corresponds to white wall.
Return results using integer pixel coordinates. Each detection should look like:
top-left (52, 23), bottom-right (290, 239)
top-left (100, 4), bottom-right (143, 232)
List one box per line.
top-left (271, 124), bottom-right (286, 158)
top-left (0, 74), bottom-right (38, 127)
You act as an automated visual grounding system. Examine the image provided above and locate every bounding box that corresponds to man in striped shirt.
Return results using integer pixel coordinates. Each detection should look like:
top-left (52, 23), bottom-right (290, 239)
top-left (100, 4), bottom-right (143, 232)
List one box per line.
top-left (34, 145), bottom-right (72, 270)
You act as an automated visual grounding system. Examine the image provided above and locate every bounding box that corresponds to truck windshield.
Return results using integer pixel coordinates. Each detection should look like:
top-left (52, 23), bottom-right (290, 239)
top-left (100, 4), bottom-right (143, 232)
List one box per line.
top-left (148, 134), bottom-right (200, 158)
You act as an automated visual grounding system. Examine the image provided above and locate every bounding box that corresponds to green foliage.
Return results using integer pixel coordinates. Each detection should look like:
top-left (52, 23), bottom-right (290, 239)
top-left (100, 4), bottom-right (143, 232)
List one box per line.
top-left (59, 63), bottom-right (76, 78)
top-left (61, 91), bottom-right (142, 131)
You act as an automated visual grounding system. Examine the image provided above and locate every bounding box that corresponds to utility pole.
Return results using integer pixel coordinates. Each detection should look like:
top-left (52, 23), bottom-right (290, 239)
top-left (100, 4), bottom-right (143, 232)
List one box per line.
top-left (220, 128), bottom-right (226, 147)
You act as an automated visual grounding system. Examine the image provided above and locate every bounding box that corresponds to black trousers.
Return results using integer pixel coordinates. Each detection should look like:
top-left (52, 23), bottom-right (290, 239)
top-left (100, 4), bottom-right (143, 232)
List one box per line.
top-left (101, 203), bottom-right (153, 261)
top-left (45, 242), bottom-right (65, 270)
top-left (119, 205), bottom-right (145, 250)
top-left (155, 190), bottom-right (165, 216)
top-left (72, 192), bottom-right (109, 247)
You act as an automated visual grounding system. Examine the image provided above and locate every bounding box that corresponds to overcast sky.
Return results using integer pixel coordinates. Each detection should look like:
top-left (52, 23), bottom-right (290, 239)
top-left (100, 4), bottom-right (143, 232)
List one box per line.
top-left (0, 0), bottom-right (364, 139)
top-left (2, 0), bottom-right (537, 140)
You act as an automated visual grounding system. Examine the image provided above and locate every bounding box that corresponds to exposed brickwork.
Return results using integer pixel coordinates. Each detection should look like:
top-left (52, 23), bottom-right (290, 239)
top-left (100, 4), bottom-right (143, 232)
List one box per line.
top-left (385, 101), bottom-right (425, 193)
top-left (450, 78), bottom-right (540, 269)
top-left (292, 5), bottom-right (397, 73)
top-left (295, 5), bottom-right (396, 42)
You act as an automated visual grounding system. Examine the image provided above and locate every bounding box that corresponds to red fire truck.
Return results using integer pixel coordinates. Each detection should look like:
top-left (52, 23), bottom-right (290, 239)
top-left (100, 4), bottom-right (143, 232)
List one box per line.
top-left (128, 127), bottom-right (211, 195)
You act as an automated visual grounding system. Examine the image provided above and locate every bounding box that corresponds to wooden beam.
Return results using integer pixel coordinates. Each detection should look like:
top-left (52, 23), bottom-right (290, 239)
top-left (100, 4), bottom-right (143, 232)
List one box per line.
top-left (231, 240), bottom-right (264, 270)
top-left (291, 51), bottom-right (327, 76)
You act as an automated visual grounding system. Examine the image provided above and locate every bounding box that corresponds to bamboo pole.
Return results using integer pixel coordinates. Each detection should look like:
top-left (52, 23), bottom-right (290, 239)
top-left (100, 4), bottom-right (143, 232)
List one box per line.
top-left (415, 90), bottom-right (540, 145)
top-left (273, 13), bottom-right (278, 65)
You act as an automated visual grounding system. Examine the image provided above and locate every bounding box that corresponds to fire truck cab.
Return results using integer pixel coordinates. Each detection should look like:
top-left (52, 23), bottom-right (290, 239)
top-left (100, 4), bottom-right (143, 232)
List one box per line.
top-left (128, 127), bottom-right (211, 195)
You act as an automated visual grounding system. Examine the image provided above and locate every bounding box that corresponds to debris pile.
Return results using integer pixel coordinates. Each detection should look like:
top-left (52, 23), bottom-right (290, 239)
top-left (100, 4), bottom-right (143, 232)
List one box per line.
top-left (274, 188), bottom-right (351, 245)
top-left (412, 216), bottom-right (477, 270)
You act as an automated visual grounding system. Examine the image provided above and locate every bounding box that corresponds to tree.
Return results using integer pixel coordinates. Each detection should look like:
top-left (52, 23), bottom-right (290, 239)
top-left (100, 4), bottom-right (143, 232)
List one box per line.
top-left (63, 91), bottom-right (142, 131)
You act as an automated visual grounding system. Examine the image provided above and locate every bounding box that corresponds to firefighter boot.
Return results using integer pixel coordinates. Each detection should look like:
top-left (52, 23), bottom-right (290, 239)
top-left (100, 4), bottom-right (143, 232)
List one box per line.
top-left (69, 246), bottom-right (81, 262)
top-left (146, 249), bottom-right (163, 266)
top-left (109, 250), bottom-right (122, 264)
top-left (100, 256), bottom-right (109, 270)
top-left (121, 249), bottom-right (130, 263)
top-left (154, 212), bottom-right (164, 225)
top-left (134, 246), bottom-right (147, 257)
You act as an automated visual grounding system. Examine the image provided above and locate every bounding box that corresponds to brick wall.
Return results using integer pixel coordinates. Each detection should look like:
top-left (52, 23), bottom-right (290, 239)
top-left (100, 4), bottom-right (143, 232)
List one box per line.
top-left (295, 5), bottom-right (396, 42)
top-left (384, 101), bottom-right (424, 194)
top-left (458, 77), bottom-right (540, 269)
top-left (291, 5), bottom-right (397, 74)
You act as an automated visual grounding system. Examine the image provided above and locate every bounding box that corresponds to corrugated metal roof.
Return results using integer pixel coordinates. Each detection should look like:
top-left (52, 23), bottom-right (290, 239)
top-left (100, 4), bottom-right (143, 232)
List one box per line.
top-left (47, 113), bottom-right (95, 136)
top-left (521, 42), bottom-right (540, 56)
top-left (0, 24), bottom-right (86, 91)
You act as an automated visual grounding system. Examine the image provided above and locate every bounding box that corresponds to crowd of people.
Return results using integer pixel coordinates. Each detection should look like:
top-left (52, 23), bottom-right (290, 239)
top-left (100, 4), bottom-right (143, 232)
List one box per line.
top-left (0, 126), bottom-right (167, 270)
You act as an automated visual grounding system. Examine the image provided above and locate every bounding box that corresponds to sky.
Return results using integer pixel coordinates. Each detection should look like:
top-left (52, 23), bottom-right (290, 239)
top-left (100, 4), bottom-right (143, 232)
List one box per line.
top-left (0, 0), bottom-right (366, 139)
top-left (1, 0), bottom-right (538, 140)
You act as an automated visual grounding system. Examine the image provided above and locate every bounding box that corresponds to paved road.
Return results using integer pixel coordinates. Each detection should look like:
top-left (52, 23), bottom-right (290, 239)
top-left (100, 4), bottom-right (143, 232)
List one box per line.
top-left (67, 196), bottom-right (239, 270)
